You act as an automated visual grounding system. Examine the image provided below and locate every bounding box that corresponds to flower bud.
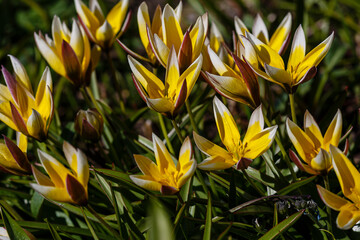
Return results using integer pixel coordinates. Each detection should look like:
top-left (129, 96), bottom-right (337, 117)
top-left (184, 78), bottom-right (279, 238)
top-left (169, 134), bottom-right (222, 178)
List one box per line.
top-left (75, 109), bottom-right (103, 141)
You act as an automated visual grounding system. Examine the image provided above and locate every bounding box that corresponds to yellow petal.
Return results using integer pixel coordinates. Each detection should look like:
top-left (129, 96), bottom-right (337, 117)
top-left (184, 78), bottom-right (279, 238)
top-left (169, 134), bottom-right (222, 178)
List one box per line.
top-left (316, 184), bottom-right (349, 211)
top-left (243, 105), bottom-right (264, 143)
top-left (193, 131), bottom-right (231, 157)
top-left (26, 109), bottom-right (45, 140)
top-left (8, 55), bottom-right (33, 93)
top-left (32, 165), bottom-right (54, 186)
top-left (190, 16), bottom-right (205, 61)
top-left (147, 30), bottom-right (170, 66)
top-left (177, 159), bottom-right (196, 188)
top-left (0, 101), bottom-right (18, 131)
top-left (197, 155), bottom-right (235, 170)
top-left (303, 110), bottom-right (323, 149)
top-left (146, 97), bottom-right (174, 114)
top-left (297, 32), bottom-right (334, 77)
top-left (130, 175), bottom-right (162, 192)
top-left (286, 118), bottom-right (316, 162)
top-left (178, 54), bottom-right (203, 99)
top-left (34, 33), bottom-right (66, 77)
top-left (95, 20), bottom-right (114, 47)
top-left (330, 145), bottom-right (360, 203)
top-left (152, 133), bottom-right (176, 174)
top-left (336, 206), bottom-right (360, 230)
top-left (264, 64), bottom-right (292, 86)
top-left (35, 67), bottom-right (53, 120)
top-left (162, 4), bottom-right (184, 52)
top-left (69, 21), bottom-right (84, 64)
top-left (106, 0), bottom-right (129, 35)
top-left (133, 154), bottom-right (161, 181)
top-left (323, 109), bottom-right (342, 150)
top-left (209, 22), bottom-right (224, 52)
top-left (16, 132), bottom-right (27, 153)
top-left (252, 14), bottom-right (269, 44)
top-left (246, 32), bottom-right (285, 69)
top-left (213, 96), bottom-right (240, 152)
top-left (165, 47), bottom-right (180, 98)
top-left (310, 148), bottom-right (331, 172)
top-left (74, 0), bottom-right (100, 37)
top-left (137, 2), bottom-right (151, 56)
top-left (244, 125), bottom-right (277, 160)
top-left (128, 56), bottom-right (164, 98)
top-left (30, 183), bottom-right (72, 203)
top-left (287, 25), bottom-right (306, 73)
top-left (207, 46), bottom-right (237, 77)
top-left (63, 141), bottom-right (89, 187)
top-left (37, 149), bottom-right (71, 188)
top-left (177, 136), bottom-right (192, 170)
top-left (269, 13), bottom-right (292, 53)
top-left (234, 16), bottom-right (249, 37)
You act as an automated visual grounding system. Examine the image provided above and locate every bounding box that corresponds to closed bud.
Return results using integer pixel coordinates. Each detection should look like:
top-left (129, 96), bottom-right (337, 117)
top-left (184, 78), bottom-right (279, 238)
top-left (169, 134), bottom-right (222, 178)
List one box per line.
top-left (75, 109), bottom-right (103, 141)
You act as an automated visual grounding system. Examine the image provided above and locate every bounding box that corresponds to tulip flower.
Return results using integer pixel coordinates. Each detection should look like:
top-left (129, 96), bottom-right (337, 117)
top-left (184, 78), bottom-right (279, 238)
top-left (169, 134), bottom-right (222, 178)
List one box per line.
top-left (244, 25), bottom-right (334, 93)
top-left (146, 4), bottom-right (207, 69)
top-left (30, 142), bottom-right (89, 205)
top-left (286, 110), bottom-right (342, 175)
top-left (130, 134), bottom-right (196, 194)
top-left (205, 45), bottom-right (260, 108)
top-left (75, 0), bottom-right (130, 49)
top-left (235, 13), bottom-right (292, 54)
top-left (194, 97), bottom-right (277, 170)
top-left (34, 16), bottom-right (99, 88)
top-left (0, 56), bottom-right (54, 141)
top-left (75, 108), bottom-right (104, 141)
top-left (0, 133), bottom-right (30, 175)
top-left (128, 47), bottom-right (203, 118)
top-left (118, 1), bottom-right (182, 65)
top-left (317, 145), bottom-right (360, 230)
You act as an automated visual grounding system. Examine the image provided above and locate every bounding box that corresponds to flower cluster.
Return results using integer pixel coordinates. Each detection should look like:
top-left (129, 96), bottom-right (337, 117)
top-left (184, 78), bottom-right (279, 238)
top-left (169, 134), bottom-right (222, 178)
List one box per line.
top-left (0, 0), bottom-right (358, 238)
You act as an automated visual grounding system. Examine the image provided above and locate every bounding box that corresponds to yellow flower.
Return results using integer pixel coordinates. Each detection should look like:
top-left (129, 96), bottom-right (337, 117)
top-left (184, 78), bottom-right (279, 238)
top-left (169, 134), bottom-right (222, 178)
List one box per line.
top-left (34, 16), bottom-right (99, 87)
top-left (317, 145), bottom-right (360, 230)
top-left (235, 13), bottom-right (292, 54)
top-left (0, 133), bottom-right (30, 175)
top-left (204, 45), bottom-right (260, 108)
top-left (75, 0), bottom-right (130, 49)
top-left (0, 56), bottom-right (54, 141)
top-left (147, 3), bottom-right (207, 69)
top-left (130, 134), bottom-right (196, 194)
top-left (286, 110), bottom-right (342, 175)
top-left (30, 142), bottom-right (89, 205)
top-left (119, 1), bottom-right (182, 65)
top-left (194, 97), bottom-right (277, 170)
top-left (128, 47), bottom-right (203, 118)
top-left (244, 25), bottom-right (334, 93)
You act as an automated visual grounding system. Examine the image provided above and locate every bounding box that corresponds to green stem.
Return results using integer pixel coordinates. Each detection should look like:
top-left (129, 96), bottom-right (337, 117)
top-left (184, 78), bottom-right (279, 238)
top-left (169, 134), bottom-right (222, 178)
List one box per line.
top-left (87, 205), bottom-right (122, 240)
top-left (289, 93), bottom-right (297, 125)
top-left (80, 87), bottom-right (93, 108)
top-left (106, 51), bottom-right (125, 113)
top-left (158, 113), bottom-right (175, 155)
top-left (242, 169), bottom-right (265, 196)
top-left (323, 175), bottom-right (333, 233)
top-left (171, 119), bottom-right (184, 143)
top-left (185, 100), bottom-right (199, 133)
top-left (81, 207), bottom-right (99, 240)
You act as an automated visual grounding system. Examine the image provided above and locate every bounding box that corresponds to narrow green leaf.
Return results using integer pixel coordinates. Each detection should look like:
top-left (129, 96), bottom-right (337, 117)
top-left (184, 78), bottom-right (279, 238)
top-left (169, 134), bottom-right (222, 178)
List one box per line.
top-left (259, 210), bottom-right (305, 240)
top-left (0, 208), bottom-right (32, 240)
top-left (45, 219), bottom-right (62, 240)
top-left (203, 192), bottom-right (212, 240)
top-left (216, 223), bottom-right (232, 240)
top-left (30, 192), bottom-right (44, 219)
top-left (81, 207), bottom-right (99, 240)
top-left (277, 176), bottom-right (317, 195)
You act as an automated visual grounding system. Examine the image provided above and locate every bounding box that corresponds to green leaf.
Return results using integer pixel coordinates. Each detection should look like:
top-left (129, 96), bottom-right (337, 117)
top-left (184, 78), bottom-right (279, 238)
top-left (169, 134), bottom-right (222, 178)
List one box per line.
top-left (30, 192), bottom-right (44, 219)
top-left (203, 192), bottom-right (212, 240)
top-left (45, 219), bottom-right (62, 240)
top-left (0, 207), bottom-right (32, 240)
top-left (277, 176), bottom-right (317, 195)
top-left (259, 210), bottom-right (305, 240)
top-left (148, 199), bottom-right (173, 240)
